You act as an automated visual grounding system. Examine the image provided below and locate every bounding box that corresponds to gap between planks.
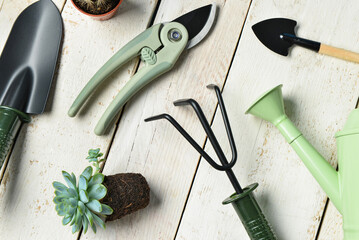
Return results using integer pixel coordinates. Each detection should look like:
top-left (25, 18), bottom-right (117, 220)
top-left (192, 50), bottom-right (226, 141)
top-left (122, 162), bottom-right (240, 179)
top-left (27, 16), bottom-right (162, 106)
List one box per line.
top-left (75, 0), bottom-right (162, 238)
top-left (173, 0), bottom-right (254, 239)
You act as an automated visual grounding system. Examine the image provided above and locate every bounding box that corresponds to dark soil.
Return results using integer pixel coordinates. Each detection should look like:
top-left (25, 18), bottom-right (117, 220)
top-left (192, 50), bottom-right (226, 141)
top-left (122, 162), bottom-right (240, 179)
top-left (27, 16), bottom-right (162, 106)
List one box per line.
top-left (73, 0), bottom-right (120, 15)
top-left (102, 173), bottom-right (150, 221)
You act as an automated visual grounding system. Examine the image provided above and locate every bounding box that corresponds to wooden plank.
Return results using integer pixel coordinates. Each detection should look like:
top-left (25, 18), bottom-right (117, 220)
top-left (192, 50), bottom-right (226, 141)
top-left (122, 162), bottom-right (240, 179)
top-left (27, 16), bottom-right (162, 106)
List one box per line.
top-left (81, 0), bottom-right (252, 239)
top-left (0, 0), bottom-right (157, 239)
top-left (176, 0), bottom-right (359, 239)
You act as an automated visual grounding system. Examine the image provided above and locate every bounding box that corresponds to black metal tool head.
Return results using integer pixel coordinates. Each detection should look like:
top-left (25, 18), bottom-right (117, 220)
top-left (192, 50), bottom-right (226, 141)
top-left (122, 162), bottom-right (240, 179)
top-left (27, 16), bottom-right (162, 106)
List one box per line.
top-left (145, 85), bottom-right (243, 194)
top-left (252, 18), bottom-right (297, 56)
top-left (0, 0), bottom-right (63, 114)
top-left (172, 4), bottom-right (216, 49)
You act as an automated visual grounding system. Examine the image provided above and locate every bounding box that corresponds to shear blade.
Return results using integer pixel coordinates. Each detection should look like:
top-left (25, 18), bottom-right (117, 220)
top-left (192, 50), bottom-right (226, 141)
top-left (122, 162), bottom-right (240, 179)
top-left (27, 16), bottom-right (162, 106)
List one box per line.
top-left (172, 3), bottom-right (216, 49)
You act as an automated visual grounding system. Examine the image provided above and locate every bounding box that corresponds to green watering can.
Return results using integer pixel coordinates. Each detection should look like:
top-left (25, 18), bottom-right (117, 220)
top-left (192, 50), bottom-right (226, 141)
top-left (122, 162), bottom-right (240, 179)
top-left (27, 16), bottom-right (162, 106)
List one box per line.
top-left (246, 85), bottom-right (359, 239)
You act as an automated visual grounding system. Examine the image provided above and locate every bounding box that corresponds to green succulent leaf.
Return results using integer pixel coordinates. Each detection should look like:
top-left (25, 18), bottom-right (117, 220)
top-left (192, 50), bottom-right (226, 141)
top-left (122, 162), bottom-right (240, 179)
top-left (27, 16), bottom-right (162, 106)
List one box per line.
top-left (79, 175), bottom-right (88, 191)
top-left (54, 190), bottom-right (62, 196)
top-left (100, 204), bottom-right (113, 215)
top-left (62, 171), bottom-right (76, 190)
top-left (67, 188), bottom-right (78, 198)
top-left (74, 208), bottom-right (82, 227)
top-left (66, 207), bottom-right (76, 218)
top-left (82, 216), bottom-right (89, 234)
top-left (85, 207), bottom-right (94, 226)
top-left (86, 199), bottom-right (102, 213)
top-left (62, 216), bottom-right (72, 225)
top-left (53, 181), bottom-right (68, 192)
top-left (92, 214), bottom-right (105, 230)
top-left (77, 201), bottom-right (86, 215)
top-left (53, 196), bottom-right (64, 204)
top-left (72, 223), bottom-right (80, 234)
top-left (53, 149), bottom-right (110, 234)
top-left (88, 173), bottom-right (104, 187)
top-left (81, 166), bottom-right (93, 180)
top-left (55, 189), bottom-right (73, 199)
top-left (90, 221), bottom-right (97, 233)
top-left (57, 209), bottom-right (66, 216)
top-left (69, 212), bottom-right (76, 226)
top-left (88, 148), bottom-right (102, 157)
top-left (71, 173), bottom-right (77, 186)
top-left (79, 190), bottom-right (89, 203)
top-left (69, 198), bottom-right (78, 208)
top-left (88, 184), bottom-right (107, 200)
top-left (76, 215), bottom-right (82, 230)
top-left (88, 158), bottom-right (98, 163)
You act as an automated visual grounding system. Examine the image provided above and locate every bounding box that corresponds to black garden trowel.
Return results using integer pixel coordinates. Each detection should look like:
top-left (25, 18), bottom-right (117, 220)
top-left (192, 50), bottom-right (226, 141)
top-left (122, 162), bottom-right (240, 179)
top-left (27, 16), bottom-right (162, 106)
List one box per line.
top-left (252, 18), bottom-right (359, 63)
top-left (0, 0), bottom-right (63, 169)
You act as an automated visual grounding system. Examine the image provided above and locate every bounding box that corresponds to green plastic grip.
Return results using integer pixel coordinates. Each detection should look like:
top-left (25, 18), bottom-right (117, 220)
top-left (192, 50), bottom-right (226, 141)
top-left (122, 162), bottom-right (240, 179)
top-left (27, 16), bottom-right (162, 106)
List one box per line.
top-left (68, 24), bottom-right (163, 118)
top-left (223, 183), bottom-right (277, 240)
top-left (0, 106), bottom-right (30, 169)
top-left (94, 61), bottom-right (172, 135)
top-left (94, 22), bottom-right (188, 135)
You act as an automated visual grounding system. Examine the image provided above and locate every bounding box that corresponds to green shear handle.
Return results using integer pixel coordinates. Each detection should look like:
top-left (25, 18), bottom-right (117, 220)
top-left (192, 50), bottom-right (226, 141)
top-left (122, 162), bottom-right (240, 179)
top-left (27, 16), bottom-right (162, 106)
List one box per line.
top-left (68, 22), bottom-right (188, 135)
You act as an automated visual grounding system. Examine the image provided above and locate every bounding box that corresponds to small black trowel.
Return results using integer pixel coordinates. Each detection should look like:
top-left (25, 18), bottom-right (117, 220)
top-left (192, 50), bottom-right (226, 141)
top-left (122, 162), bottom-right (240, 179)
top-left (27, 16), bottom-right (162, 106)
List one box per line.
top-left (252, 18), bottom-right (359, 63)
top-left (0, 0), bottom-right (63, 169)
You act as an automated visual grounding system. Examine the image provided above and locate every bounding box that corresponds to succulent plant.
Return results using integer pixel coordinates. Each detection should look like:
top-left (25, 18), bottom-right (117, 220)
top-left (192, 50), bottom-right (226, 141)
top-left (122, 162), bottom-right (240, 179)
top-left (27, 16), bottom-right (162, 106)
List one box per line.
top-left (53, 149), bottom-right (113, 234)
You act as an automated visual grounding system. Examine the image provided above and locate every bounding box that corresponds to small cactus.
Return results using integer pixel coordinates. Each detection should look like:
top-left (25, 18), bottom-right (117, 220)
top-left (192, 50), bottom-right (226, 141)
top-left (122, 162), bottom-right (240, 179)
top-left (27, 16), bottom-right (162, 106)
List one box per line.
top-left (75, 0), bottom-right (119, 15)
top-left (53, 149), bottom-right (113, 234)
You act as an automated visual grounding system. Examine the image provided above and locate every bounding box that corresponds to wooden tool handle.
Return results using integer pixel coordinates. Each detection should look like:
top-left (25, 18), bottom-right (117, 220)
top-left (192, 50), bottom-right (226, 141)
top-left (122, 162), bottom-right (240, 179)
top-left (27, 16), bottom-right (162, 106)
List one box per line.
top-left (319, 44), bottom-right (359, 63)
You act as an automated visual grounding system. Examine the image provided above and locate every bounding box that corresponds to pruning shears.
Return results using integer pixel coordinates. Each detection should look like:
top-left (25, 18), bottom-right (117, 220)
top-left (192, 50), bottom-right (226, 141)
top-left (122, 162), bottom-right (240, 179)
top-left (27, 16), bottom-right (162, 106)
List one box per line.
top-left (68, 4), bottom-right (216, 135)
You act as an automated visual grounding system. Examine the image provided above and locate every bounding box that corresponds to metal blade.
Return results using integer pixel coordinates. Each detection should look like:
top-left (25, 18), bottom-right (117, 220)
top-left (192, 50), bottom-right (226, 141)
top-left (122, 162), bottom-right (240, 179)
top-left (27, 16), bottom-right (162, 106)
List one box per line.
top-left (0, 0), bottom-right (63, 114)
top-left (252, 18), bottom-right (297, 56)
top-left (172, 4), bottom-right (216, 49)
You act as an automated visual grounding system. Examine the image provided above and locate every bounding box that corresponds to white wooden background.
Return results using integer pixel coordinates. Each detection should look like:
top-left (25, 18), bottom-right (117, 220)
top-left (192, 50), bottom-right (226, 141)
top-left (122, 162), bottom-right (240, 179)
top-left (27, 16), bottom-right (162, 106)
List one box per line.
top-left (0, 0), bottom-right (358, 239)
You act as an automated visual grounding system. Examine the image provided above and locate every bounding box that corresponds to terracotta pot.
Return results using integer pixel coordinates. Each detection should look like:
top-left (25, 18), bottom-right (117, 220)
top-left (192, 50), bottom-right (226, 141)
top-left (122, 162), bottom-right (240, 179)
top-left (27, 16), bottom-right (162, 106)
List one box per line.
top-left (71, 0), bottom-right (123, 21)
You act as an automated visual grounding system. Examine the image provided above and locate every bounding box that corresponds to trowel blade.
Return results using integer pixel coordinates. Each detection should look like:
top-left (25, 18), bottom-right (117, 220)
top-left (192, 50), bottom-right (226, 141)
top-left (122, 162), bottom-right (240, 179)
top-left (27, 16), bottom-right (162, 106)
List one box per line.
top-left (252, 18), bottom-right (297, 56)
top-left (0, 0), bottom-right (63, 114)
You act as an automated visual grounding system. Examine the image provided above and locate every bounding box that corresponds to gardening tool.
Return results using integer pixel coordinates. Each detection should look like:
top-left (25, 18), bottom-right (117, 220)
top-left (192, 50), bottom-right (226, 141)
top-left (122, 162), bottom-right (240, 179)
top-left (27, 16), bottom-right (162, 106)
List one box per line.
top-left (0, 0), bottom-right (63, 168)
top-left (252, 18), bottom-right (359, 63)
top-left (246, 85), bottom-right (359, 239)
top-left (145, 85), bottom-right (277, 240)
top-left (68, 4), bottom-right (217, 136)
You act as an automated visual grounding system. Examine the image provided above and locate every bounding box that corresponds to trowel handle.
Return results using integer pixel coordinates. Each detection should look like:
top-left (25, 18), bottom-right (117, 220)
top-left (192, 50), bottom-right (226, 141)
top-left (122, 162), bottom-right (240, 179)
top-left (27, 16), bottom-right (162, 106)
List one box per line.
top-left (223, 183), bottom-right (277, 240)
top-left (0, 107), bottom-right (30, 169)
top-left (319, 44), bottom-right (359, 63)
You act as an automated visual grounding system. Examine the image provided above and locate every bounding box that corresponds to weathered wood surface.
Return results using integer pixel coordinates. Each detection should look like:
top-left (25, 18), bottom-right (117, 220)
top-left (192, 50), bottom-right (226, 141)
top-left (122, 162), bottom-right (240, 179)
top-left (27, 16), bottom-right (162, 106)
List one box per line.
top-left (0, 0), bottom-right (157, 239)
top-left (176, 0), bottom-right (359, 239)
top-left (82, 0), bottom-right (252, 239)
top-left (0, 0), bottom-right (358, 239)
top-left (318, 201), bottom-right (342, 239)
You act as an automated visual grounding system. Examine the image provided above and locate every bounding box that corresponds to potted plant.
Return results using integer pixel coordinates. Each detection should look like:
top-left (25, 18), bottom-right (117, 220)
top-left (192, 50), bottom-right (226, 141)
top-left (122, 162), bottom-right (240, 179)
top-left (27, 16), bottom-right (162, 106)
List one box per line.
top-left (71, 0), bottom-right (124, 20)
top-left (53, 149), bottom-right (150, 233)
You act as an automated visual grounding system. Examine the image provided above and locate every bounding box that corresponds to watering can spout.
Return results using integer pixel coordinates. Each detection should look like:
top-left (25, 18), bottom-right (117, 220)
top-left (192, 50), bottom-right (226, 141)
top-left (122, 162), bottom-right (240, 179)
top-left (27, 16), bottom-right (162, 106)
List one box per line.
top-left (246, 85), bottom-right (342, 213)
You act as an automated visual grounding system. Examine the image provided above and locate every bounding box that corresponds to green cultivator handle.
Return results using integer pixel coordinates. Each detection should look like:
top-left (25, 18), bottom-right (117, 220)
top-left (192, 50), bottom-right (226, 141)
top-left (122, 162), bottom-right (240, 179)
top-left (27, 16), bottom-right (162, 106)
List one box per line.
top-left (0, 106), bottom-right (30, 168)
top-left (223, 183), bottom-right (277, 240)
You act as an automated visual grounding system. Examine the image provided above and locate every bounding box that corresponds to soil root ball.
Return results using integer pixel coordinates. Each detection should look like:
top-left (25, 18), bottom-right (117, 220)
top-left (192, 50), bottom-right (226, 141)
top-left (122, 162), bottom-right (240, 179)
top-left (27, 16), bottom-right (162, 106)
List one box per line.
top-left (102, 173), bottom-right (150, 221)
